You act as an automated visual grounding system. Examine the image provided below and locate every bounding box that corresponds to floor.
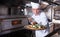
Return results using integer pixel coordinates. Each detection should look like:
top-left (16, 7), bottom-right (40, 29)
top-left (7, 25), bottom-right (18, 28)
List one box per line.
top-left (0, 29), bottom-right (60, 37)
top-left (0, 29), bottom-right (32, 37)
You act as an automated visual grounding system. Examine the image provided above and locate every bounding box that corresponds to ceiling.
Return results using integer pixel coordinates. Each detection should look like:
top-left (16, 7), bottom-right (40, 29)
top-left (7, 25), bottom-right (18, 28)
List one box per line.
top-left (0, 0), bottom-right (60, 7)
top-left (0, 0), bottom-right (26, 7)
top-left (0, 0), bottom-right (39, 7)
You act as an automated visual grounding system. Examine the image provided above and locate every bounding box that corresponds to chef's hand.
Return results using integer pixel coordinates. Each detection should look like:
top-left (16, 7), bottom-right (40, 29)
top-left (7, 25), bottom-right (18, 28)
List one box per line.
top-left (28, 17), bottom-right (33, 22)
top-left (31, 22), bottom-right (37, 25)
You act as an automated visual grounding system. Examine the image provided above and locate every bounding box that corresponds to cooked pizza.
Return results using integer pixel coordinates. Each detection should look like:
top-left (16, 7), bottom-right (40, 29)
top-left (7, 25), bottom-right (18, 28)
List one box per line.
top-left (25, 24), bottom-right (46, 30)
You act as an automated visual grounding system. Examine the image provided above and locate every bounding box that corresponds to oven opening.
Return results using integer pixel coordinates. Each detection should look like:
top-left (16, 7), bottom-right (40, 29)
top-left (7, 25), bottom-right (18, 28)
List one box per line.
top-left (12, 20), bottom-right (22, 25)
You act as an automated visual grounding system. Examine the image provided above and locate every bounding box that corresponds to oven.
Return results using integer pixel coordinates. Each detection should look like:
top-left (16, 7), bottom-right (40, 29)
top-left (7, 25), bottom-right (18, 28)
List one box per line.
top-left (1, 16), bottom-right (28, 31)
top-left (54, 6), bottom-right (60, 20)
top-left (53, 6), bottom-right (60, 24)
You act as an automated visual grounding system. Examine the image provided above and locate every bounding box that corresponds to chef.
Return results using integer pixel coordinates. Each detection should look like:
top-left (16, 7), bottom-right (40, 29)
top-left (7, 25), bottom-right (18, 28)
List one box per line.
top-left (28, 2), bottom-right (50, 37)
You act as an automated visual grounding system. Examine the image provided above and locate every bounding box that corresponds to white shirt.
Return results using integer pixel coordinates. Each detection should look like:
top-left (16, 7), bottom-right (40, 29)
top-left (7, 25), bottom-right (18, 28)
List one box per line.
top-left (31, 12), bottom-right (49, 37)
top-left (32, 12), bottom-right (48, 26)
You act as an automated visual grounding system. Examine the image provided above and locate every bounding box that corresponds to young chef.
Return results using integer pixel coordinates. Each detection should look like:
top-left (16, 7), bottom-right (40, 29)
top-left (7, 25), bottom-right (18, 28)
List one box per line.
top-left (28, 2), bottom-right (50, 37)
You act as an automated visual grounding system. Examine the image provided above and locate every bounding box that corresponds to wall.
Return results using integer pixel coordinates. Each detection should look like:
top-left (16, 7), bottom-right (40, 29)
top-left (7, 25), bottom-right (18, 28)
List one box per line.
top-left (0, 5), bottom-right (8, 15)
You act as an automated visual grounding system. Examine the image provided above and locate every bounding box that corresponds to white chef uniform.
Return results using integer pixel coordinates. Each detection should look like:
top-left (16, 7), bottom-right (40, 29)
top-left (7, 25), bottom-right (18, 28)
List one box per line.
top-left (31, 2), bottom-right (49, 37)
top-left (32, 12), bottom-right (49, 37)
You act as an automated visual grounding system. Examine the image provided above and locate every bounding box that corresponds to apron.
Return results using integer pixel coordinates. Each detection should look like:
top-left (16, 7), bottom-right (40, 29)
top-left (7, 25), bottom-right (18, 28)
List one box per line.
top-left (32, 12), bottom-right (49, 37)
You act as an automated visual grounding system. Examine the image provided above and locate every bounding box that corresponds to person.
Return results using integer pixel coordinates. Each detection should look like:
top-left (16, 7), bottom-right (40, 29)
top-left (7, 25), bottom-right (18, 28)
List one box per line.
top-left (28, 2), bottom-right (50, 37)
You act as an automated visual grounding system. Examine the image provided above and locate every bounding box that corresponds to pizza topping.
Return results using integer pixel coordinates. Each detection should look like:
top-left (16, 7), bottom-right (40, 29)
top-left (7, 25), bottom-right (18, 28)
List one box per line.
top-left (32, 24), bottom-right (41, 28)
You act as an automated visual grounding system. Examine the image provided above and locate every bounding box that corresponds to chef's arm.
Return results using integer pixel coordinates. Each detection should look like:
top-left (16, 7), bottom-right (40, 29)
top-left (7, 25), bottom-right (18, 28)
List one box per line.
top-left (28, 17), bottom-right (33, 23)
top-left (28, 17), bottom-right (37, 25)
top-left (31, 21), bottom-right (37, 25)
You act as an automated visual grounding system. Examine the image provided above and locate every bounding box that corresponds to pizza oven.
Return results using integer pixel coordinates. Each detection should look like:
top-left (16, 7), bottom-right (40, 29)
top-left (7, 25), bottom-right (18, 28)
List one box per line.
top-left (1, 16), bottom-right (28, 31)
top-left (52, 6), bottom-right (60, 24)
top-left (54, 6), bottom-right (60, 20)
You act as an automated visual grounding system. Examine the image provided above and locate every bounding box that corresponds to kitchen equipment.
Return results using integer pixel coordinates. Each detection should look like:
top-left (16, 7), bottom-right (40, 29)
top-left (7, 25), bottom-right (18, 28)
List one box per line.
top-left (54, 6), bottom-right (60, 20)
top-left (1, 16), bottom-right (28, 31)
